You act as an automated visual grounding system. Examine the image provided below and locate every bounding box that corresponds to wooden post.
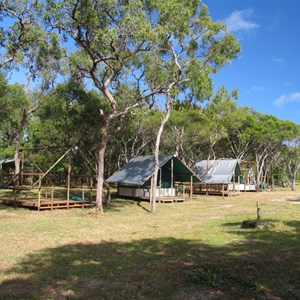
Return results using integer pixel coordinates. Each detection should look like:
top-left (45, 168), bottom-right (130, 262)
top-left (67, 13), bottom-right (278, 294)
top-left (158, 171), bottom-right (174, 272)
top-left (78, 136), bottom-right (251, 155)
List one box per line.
top-left (233, 181), bottom-right (235, 195)
top-left (171, 158), bottom-right (174, 197)
top-left (159, 168), bottom-right (162, 202)
top-left (82, 186), bottom-right (85, 208)
top-left (222, 183), bottom-right (224, 199)
top-left (13, 187), bottom-right (17, 206)
top-left (21, 148), bottom-right (24, 186)
top-left (51, 186), bottom-right (54, 210)
top-left (38, 174), bottom-right (41, 211)
top-left (67, 163), bottom-right (71, 209)
top-left (90, 178), bottom-right (93, 203)
top-left (206, 183), bottom-right (208, 196)
top-left (256, 202), bottom-right (261, 226)
top-left (190, 175), bottom-right (193, 201)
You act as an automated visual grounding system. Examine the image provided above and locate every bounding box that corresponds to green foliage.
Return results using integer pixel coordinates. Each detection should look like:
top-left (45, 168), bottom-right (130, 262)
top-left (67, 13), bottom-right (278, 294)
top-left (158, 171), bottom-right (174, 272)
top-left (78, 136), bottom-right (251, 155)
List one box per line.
top-left (3, 0), bottom-right (298, 192)
top-left (0, 76), bottom-right (30, 153)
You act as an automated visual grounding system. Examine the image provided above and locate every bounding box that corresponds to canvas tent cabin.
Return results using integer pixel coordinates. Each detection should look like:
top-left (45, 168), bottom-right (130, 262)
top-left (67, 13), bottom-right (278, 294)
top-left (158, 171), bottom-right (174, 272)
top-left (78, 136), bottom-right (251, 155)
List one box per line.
top-left (0, 158), bottom-right (16, 172)
top-left (106, 154), bottom-right (201, 202)
top-left (193, 159), bottom-right (243, 196)
top-left (0, 158), bottom-right (17, 187)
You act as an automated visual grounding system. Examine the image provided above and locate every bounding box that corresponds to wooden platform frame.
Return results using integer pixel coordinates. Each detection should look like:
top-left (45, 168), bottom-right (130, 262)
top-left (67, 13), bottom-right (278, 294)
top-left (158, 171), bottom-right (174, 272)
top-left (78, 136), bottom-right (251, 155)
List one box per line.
top-left (193, 183), bottom-right (240, 197)
top-left (0, 184), bottom-right (95, 210)
top-left (0, 146), bottom-right (100, 210)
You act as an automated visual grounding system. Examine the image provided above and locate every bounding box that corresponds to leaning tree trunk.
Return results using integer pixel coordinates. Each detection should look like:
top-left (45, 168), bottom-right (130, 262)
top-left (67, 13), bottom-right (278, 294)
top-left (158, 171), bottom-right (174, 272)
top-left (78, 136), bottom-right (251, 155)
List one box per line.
top-left (151, 95), bottom-right (172, 213)
top-left (95, 132), bottom-right (109, 213)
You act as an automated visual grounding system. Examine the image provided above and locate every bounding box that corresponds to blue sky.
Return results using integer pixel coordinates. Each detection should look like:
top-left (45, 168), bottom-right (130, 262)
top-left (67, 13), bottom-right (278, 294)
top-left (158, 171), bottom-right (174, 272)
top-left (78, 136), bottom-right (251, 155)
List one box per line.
top-left (4, 1), bottom-right (299, 124)
top-left (205, 0), bottom-right (300, 124)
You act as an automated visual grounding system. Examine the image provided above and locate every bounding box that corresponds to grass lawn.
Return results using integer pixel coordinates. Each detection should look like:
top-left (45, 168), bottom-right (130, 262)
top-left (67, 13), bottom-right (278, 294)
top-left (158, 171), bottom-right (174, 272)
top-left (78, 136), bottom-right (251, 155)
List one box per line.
top-left (0, 189), bottom-right (300, 299)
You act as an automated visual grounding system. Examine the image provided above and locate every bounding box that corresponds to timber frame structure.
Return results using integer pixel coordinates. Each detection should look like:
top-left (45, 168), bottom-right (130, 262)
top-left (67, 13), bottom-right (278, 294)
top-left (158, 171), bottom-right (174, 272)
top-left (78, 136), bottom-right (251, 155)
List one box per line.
top-left (0, 146), bottom-right (101, 210)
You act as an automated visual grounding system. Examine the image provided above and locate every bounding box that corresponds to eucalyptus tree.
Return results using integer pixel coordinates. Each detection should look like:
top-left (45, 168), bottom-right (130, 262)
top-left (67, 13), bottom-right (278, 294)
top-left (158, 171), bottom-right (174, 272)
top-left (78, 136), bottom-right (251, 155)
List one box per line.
top-left (144, 3), bottom-right (240, 211)
top-left (0, 0), bottom-right (62, 180)
top-left (0, 0), bottom-right (62, 82)
top-left (280, 121), bottom-right (300, 191)
top-left (219, 106), bottom-right (252, 161)
top-left (32, 79), bottom-right (112, 179)
top-left (0, 74), bottom-right (33, 176)
top-left (41, 0), bottom-right (162, 212)
top-left (41, 0), bottom-right (240, 212)
top-left (243, 112), bottom-right (286, 189)
top-left (160, 104), bottom-right (207, 164)
top-left (199, 86), bottom-right (240, 159)
top-left (115, 107), bottom-right (159, 165)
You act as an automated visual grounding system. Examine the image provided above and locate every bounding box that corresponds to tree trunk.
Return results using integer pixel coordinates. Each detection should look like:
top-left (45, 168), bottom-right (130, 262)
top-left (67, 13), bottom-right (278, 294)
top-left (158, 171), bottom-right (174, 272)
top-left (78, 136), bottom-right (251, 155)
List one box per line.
top-left (95, 132), bottom-right (109, 213)
top-left (13, 134), bottom-right (20, 187)
top-left (292, 177), bottom-right (296, 191)
top-left (175, 126), bottom-right (184, 158)
top-left (151, 99), bottom-right (172, 212)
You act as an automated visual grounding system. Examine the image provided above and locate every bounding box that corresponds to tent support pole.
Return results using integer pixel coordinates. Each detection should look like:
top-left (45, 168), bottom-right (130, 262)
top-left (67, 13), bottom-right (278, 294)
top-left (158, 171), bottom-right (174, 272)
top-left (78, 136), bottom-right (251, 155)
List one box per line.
top-left (159, 168), bottom-right (162, 202)
top-left (171, 158), bottom-right (174, 197)
top-left (190, 175), bottom-right (193, 201)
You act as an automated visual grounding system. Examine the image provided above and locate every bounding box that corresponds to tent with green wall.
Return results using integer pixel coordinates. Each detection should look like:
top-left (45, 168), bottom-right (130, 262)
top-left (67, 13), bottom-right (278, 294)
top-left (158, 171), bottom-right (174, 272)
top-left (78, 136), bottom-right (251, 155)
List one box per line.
top-left (107, 154), bottom-right (201, 200)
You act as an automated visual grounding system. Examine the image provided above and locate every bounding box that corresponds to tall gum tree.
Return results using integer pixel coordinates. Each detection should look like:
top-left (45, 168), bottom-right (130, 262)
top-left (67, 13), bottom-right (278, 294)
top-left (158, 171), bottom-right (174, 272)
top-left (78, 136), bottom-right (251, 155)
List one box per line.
top-left (143, 2), bottom-right (240, 211)
top-left (0, 0), bottom-right (62, 183)
top-left (42, 0), bottom-right (240, 212)
top-left (280, 121), bottom-right (300, 191)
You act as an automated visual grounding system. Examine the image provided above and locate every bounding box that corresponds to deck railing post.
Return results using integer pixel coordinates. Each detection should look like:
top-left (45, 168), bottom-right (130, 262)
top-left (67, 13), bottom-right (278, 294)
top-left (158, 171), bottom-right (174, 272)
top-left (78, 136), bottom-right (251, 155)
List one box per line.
top-left (21, 148), bottom-right (24, 186)
top-left (222, 183), bottom-right (225, 199)
top-left (38, 174), bottom-right (42, 211)
top-left (90, 178), bottom-right (93, 204)
top-left (171, 159), bottom-right (174, 197)
top-left (190, 176), bottom-right (193, 201)
top-left (67, 163), bottom-right (71, 209)
top-left (159, 168), bottom-right (161, 202)
top-left (51, 186), bottom-right (54, 210)
top-left (82, 185), bottom-right (85, 208)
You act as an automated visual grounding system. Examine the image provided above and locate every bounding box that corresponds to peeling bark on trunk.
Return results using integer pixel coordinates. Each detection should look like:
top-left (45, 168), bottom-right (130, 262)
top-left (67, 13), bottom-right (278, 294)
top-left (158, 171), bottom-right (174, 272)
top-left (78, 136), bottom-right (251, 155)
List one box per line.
top-left (95, 132), bottom-right (109, 213)
top-left (14, 136), bottom-right (20, 187)
top-left (151, 96), bottom-right (172, 213)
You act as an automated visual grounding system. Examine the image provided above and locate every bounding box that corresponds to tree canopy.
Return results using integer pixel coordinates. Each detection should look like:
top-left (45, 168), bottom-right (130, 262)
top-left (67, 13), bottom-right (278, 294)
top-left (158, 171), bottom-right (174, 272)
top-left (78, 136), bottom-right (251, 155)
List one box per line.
top-left (1, 0), bottom-right (300, 209)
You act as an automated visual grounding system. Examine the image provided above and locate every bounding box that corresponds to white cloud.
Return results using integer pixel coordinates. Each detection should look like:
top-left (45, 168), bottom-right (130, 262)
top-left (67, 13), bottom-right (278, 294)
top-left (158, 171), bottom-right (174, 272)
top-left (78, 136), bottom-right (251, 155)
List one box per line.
top-left (274, 92), bottom-right (300, 107)
top-left (224, 9), bottom-right (259, 32)
top-left (252, 86), bottom-right (263, 91)
top-left (272, 57), bottom-right (284, 63)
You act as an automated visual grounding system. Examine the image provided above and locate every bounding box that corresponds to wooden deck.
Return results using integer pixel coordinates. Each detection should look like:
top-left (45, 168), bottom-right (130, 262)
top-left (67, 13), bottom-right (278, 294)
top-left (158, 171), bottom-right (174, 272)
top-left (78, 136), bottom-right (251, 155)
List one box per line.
top-left (193, 183), bottom-right (240, 197)
top-left (139, 196), bottom-right (187, 203)
top-left (0, 197), bottom-right (93, 210)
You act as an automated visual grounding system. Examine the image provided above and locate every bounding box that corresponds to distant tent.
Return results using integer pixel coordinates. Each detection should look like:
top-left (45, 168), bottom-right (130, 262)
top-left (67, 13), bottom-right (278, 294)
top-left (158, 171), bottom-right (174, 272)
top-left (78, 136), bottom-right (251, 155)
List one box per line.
top-left (193, 159), bottom-right (243, 184)
top-left (107, 154), bottom-right (201, 201)
top-left (0, 158), bottom-right (16, 171)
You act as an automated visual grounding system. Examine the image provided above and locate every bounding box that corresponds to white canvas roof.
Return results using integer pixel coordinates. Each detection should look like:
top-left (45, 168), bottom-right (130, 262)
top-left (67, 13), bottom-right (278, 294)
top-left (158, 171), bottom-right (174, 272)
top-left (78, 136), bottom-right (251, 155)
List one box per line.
top-left (193, 159), bottom-right (240, 183)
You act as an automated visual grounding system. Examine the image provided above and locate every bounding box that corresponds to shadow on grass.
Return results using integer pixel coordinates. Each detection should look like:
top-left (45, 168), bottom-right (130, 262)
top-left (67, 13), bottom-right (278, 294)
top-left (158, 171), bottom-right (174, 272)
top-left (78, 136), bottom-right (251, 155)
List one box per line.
top-left (1, 222), bottom-right (300, 299)
top-left (221, 221), bottom-right (242, 227)
top-left (105, 196), bottom-right (144, 213)
top-left (0, 204), bottom-right (19, 211)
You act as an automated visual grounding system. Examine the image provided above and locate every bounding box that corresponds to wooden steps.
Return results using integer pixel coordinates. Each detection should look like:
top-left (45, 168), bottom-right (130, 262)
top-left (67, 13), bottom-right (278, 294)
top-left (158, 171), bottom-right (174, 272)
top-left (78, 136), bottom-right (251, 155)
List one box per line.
top-left (158, 196), bottom-right (185, 203)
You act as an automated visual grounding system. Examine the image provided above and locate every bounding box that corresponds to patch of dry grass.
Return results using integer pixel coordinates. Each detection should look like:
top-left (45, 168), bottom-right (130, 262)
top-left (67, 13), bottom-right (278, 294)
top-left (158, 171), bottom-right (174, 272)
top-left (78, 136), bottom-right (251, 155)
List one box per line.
top-left (0, 189), bottom-right (300, 299)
